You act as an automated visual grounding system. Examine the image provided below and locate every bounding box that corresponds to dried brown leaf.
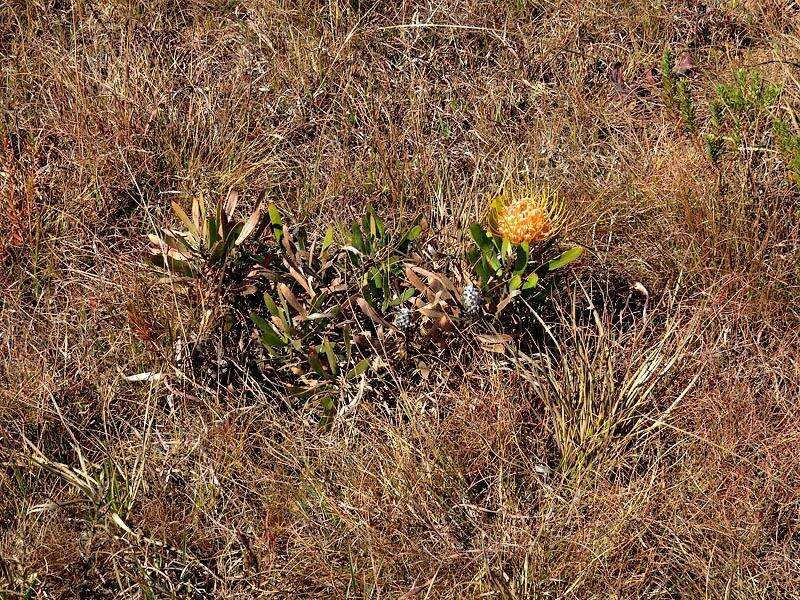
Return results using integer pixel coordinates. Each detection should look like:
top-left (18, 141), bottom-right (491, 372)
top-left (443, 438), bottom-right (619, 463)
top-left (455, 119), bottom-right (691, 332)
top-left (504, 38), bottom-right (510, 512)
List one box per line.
top-left (610, 62), bottom-right (632, 95)
top-left (673, 51), bottom-right (695, 76)
top-left (277, 282), bottom-right (307, 318)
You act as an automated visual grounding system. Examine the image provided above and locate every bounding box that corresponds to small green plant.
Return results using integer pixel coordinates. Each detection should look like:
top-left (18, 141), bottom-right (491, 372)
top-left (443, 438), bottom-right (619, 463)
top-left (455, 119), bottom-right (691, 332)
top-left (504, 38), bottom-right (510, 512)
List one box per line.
top-left (255, 298), bottom-right (370, 428)
top-left (700, 69), bottom-right (800, 188)
top-left (661, 47), bottom-right (676, 107)
top-left (715, 69), bottom-right (781, 117)
top-left (660, 47), bottom-right (697, 132)
top-left (774, 118), bottom-right (800, 185)
top-left (704, 69), bottom-right (782, 160)
top-left (676, 78), bottom-right (696, 134)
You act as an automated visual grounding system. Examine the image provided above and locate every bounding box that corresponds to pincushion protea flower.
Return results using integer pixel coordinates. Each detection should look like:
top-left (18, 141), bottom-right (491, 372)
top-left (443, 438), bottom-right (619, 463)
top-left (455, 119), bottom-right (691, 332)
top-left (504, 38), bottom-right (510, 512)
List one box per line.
top-left (488, 185), bottom-right (563, 245)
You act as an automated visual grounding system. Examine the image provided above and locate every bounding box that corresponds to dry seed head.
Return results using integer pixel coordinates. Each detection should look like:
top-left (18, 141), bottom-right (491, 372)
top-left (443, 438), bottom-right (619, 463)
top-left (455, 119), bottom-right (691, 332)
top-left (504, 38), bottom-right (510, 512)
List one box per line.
top-left (394, 306), bottom-right (413, 331)
top-left (462, 284), bottom-right (482, 315)
top-left (489, 185), bottom-right (563, 244)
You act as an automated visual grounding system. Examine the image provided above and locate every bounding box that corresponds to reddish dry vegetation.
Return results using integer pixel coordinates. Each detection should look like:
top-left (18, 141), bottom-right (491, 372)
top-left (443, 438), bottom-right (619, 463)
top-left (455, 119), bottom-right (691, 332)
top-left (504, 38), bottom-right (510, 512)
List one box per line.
top-left (2, 1), bottom-right (800, 598)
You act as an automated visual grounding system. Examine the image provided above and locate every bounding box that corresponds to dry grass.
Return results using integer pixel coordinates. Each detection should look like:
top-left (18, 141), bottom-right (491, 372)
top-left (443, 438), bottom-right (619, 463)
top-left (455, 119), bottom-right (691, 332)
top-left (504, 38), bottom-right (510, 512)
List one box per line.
top-left (2, 1), bottom-right (800, 598)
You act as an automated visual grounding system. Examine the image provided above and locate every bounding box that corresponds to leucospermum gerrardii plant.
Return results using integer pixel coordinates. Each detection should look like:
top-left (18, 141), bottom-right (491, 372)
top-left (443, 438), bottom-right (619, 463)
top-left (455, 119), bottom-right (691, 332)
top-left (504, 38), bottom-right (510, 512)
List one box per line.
top-left (147, 190), bottom-right (263, 279)
top-left (251, 204), bottom-right (423, 427)
top-left (466, 184), bottom-right (582, 316)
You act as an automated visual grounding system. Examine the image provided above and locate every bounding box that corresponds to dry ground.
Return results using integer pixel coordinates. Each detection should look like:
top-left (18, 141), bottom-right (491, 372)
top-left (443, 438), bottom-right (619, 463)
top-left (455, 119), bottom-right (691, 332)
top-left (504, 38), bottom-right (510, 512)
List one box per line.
top-left (2, 0), bottom-right (800, 598)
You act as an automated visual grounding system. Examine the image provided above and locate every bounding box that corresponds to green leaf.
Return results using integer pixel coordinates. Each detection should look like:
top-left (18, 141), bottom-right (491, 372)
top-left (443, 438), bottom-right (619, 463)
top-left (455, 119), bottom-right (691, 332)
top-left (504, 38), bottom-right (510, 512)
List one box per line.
top-left (345, 358), bottom-right (371, 380)
top-left (322, 338), bottom-right (338, 377)
top-left (513, 244), bottom-right (529, 274)
top-left (525, 280), bottom-right (551, 304)
top-left (261, 331), bottom-right (287, 348)
top-left (350, 223), bottom-right (365, 253)
top-left (223, 222), bottom-right (244, 249)
top-left (361, 212), bottom-right (371, 238)
top-left (206, 214), bottom-right (220, 249)
top-left (157, 230), bottom-right (192, 255)
top-left (371, 267), bottom-right (384, 289)
top-left (404, 224), bottom-right (422, 242)
top-left (500, 237), bottom-right (511, 257)
top-left (509, 274), bottom-right (522, 291)
top-left (251, 313), bottom-right (287, 347)
top-left (522, 272), bottom-right (539, 290)
top-left (309, 351), bottom-right (331, 380)
top-left (310, 291), bottom-right (329, 313)
top-left (398, 215), bottom-right (423, 251)
top-left (547, 246), bottom-right (583, 271)
top-left (263, 292), bottom-right (281, 317)
top-left (321, 226), bottom-right (335, 256)
top-left (147, 253), bottom-right (196, 277)
top-left (171, 201), bottom-right (200, 239)
top-left (342, 325), bottom-right (353, 362)
top-left (469, 223), bottom-right (493, 254)
top-left (474, 258), bottom-right (490, 286)
top-left (210, 223), bottom-right (243, 263)
top-left (268, 204), bottom-right (283, 244)
top-left (208, 240), bottom-right (225, 264)
top-left (288, 385), bottom-right (318, 400)
top-left (318, 396), bottom-right (336, 430)
top-left (491, 233), bottom-right (504, 252)
top-left (268, 203), bottom-right (282, 226)
top-left (391, 287), bottom-right (415, 305)
top-left (366, 205), bottom-right (384, 239)
top-left (342, 324), bottom-right (352, 361)
top-left (251, 312), bottom-right (274, 334)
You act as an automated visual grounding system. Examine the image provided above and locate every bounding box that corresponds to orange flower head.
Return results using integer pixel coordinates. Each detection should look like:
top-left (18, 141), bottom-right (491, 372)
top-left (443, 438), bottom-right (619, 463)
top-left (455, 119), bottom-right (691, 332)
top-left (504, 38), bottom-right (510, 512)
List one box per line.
top-left (489, 186), bottom-right (562, 244)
